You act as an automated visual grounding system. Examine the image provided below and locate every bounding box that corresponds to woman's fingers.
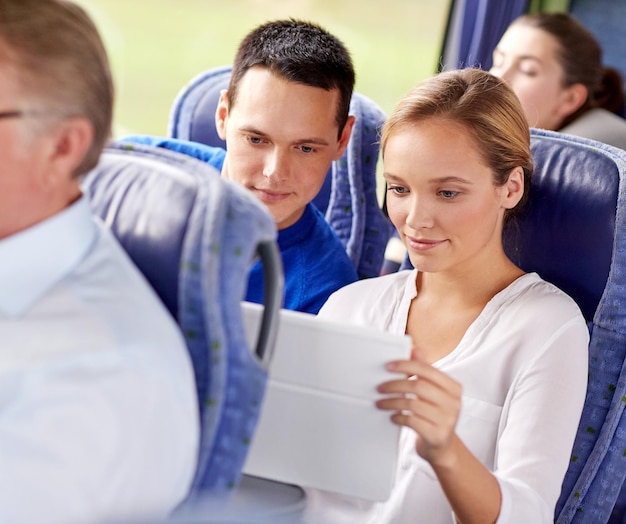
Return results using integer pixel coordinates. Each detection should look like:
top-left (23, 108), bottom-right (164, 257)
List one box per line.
top-left (376, 394), bottom-right (459, 429)
top-left (376, 378), bottom-right (461, 425)
top-left (380, 360), bottom-right (462, 399)
top-left (377, 357), bottom-right (463, 462)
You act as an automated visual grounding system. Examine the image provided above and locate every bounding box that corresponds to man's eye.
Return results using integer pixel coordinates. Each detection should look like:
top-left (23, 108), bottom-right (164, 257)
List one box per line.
top-left (248, 136), bottom-right (263, 144)
top-left (300, 145), bottom-right (314, 153)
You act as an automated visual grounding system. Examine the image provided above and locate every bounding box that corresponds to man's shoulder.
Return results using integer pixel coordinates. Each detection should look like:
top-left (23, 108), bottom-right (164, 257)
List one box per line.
top-left (297, 204), bottom-right (349, 251)
top-left (0, 216), bottom-right (194, 401)
top-left (71, 221), bottom-right (187, 353)
top-left (277, 205), bottom-right (358, 313)
top-left (290, 208), bottom-right (355, 274)
top-left (120, 134), bottom-right (226, 171)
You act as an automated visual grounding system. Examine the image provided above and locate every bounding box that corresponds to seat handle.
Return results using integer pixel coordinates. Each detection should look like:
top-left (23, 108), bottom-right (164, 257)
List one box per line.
top-left (254, 240), bottom-right (284, 369)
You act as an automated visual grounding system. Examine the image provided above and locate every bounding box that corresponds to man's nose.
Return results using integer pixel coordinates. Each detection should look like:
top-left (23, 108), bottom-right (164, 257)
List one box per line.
top-left (262, 148), bottom-right (289, 180)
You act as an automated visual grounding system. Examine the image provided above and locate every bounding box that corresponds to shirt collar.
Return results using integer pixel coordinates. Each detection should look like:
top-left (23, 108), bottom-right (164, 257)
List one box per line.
top-left (0, 196), bottom-right (97, 317)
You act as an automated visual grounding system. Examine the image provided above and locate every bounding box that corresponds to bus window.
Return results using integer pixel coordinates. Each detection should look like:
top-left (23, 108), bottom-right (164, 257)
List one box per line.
top-left (73, 0), bottom-right (450, 137)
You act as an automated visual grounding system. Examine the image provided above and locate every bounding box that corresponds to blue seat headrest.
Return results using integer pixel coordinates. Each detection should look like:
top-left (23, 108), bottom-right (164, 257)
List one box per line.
top-left (84, 143), bottom-right (201, 318)
top-left (169, 64), bottom-right (230, 150)
top-left (504, 129), bottom-right (620, 321)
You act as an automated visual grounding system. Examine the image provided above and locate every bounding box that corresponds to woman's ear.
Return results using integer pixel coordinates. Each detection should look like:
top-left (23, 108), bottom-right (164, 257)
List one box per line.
top-left (556, 83), bottom-right (589, 119)
top-left (502, 166), bottom-right (525, 210)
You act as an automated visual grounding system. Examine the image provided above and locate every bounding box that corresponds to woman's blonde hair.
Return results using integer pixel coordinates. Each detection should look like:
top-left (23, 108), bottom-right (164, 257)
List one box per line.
top-left (381, 68), bottom-right (533, 222)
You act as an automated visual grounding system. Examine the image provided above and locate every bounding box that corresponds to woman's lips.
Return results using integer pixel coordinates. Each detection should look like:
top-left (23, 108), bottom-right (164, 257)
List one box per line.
top-left (406, 236), bottom-right (447, 251)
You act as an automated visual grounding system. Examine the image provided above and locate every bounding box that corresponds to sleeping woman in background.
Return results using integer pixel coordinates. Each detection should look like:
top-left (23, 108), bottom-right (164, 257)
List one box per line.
top-left (490, 12), bottom-right (626, 150)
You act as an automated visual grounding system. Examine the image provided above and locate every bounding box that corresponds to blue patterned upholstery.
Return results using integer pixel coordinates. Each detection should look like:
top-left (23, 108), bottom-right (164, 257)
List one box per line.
top-left (168, 66), bottom-right (394, 279)
top-left (168, 65), bottom-right (230, 150)
top-left (82, 142), bottom-right (283, 500)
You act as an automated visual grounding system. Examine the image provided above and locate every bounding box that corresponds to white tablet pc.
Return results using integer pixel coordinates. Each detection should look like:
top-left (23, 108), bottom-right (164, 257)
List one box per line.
top-left (241, 301), bottom-right (412, 502)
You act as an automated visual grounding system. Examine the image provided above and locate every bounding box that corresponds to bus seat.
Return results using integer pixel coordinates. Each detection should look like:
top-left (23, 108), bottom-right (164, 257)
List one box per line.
top-left (168, 64), bottom-right (229, 150)
top-left (399, 128), bottom-right (626, 522)
top-left (81, 142), bottom-right (284, 504)
top-left (504, 129), bottom-right (618, 323)
top-left (167, 66), bottom-right (395, 279)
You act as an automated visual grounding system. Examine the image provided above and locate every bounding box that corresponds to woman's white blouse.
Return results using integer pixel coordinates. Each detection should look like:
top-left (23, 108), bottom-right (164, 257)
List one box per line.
top-left (303, 270), bottom-right (589, 524)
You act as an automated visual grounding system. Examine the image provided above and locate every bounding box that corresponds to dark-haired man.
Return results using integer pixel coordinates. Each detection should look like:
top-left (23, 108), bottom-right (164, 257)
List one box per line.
top-left (215, 19), bottom-right (359, 314)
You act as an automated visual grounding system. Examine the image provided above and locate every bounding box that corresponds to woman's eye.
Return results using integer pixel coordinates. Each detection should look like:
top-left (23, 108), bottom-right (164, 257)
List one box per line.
top-left (388, 185), bottom-right (407, 195)
top-left (519, 62), bottom-right (539, 77)
top-left (439, 190), bottom-right (459, 199)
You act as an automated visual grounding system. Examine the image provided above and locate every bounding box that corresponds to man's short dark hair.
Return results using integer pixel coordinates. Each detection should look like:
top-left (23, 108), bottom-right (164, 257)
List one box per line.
top-left (228, 19), bottom-right (355, 137)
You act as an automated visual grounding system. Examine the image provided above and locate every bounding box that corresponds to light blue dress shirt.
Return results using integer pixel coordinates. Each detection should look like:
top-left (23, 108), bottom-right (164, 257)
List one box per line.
top-left (0, 197), bottom-right (199, 524)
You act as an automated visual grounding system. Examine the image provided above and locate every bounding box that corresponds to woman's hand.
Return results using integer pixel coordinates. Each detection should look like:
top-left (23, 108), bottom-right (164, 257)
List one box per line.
top-left (376, 348), bottom-right (463, 468)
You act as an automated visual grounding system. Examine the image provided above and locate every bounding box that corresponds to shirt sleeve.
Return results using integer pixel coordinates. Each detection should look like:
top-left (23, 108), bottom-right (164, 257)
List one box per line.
top-left (494, 317), bottom-right (589, 523)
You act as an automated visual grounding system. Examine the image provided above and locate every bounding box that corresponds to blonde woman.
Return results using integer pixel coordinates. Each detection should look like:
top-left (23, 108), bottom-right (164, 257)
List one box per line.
top-left (303, 69), bottom-right (588, 523)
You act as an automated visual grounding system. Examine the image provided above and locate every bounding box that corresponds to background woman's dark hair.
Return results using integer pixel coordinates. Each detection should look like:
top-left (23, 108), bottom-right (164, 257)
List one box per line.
top-left (515, 13), bottom-right (625, 124)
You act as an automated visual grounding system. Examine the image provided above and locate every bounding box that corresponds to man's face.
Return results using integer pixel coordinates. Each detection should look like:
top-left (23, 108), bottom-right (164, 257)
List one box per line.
top-left (0, 61), bottom-right (50, 239)
top-left (0, 59), bottom-right (82, 240)
top-left (216, 67), bottom-right (354, 230)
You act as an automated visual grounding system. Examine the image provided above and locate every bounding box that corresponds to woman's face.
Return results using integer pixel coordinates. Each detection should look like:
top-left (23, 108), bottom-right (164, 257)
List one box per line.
top-left (490, 23), bottom-right (578, 130)
top-left (383, 119), bottom-right (523, 276)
